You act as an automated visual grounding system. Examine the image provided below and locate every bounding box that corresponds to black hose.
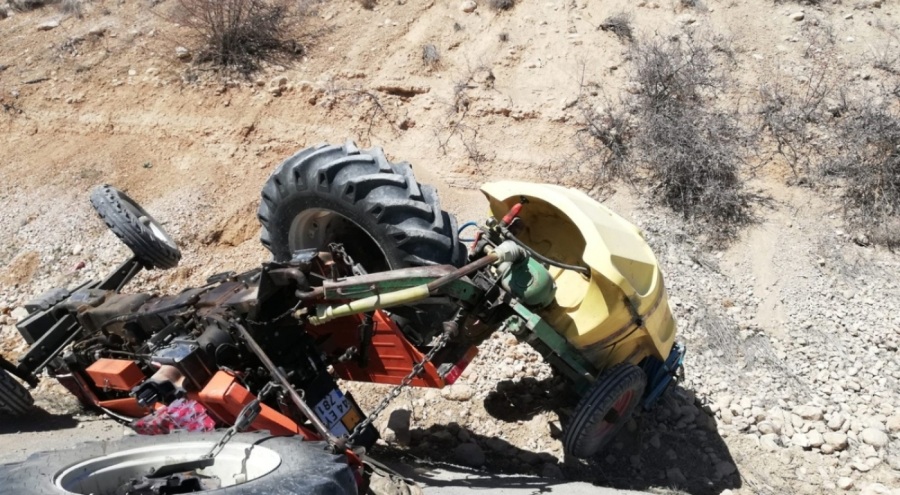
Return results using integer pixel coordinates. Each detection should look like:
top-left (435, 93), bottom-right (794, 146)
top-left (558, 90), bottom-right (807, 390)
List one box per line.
top-left (501, 227), bottom-right (591, 276)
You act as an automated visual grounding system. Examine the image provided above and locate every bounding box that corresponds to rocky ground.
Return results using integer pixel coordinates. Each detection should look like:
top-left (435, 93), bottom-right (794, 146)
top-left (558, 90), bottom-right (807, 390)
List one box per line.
top-left (2, 0), bottom-right (900, 494)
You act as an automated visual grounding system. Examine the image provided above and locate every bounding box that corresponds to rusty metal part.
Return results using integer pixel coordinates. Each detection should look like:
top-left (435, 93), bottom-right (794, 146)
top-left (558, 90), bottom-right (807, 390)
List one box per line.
top-left (231, 322), bottom-right (342, 449)
top-left (425, 253), bottom-right (499, 293)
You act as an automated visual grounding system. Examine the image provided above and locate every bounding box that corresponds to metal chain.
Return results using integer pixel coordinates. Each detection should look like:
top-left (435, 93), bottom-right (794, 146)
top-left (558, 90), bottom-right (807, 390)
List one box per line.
top-left (203, 381), bottom-right (279, 459)
top-left (345, 330), bottom-right (452, 447)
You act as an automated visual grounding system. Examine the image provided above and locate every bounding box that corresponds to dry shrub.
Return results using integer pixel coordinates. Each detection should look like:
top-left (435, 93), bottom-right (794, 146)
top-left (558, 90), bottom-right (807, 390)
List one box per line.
top-left (576, 33), bottom-right (753, 242)
top-left (59, 0), bottom-right (81, 16)
top-left (576, 99), bottom-right (634, 182)
top-left (823, 107), bottom-right (900, 248)
top-left (489, 0), bottom-right (515, 11)
top-left (10, 0), bottom-right (57, 11)
top-left (175, 0), bottom-right (296, 75)
top-left (757, 64), bottom-right (838, 177)
top-left (637, 105), bottom-right (752, 234)
top-left (598, 12), bottom-right (633, 43)
top-left (630, 34), bottom-right (752, 238)
top-left (355, 0), bottom-right (375, 9)
top-left (630, 34), bottom-right (723, 108)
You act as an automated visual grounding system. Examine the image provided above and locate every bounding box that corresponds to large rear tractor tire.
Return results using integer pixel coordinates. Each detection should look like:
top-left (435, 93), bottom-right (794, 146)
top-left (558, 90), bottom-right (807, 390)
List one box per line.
top-left (0, 368), bottom-right (34, 417)
top-left (257, 141), bottom-right (466, 271)
top-left (563, 363), bottom-right (647, 459)
top-left (0, 432), bottom-right (357, 495)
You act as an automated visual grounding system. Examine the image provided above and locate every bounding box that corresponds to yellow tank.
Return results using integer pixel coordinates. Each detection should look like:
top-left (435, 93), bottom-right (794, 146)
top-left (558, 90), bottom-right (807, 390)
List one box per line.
top-left (481, 181), bottom-right (677, 370)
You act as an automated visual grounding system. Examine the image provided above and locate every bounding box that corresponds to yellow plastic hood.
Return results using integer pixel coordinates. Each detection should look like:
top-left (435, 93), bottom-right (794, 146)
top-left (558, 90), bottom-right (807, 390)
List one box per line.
top-left (481, 181), bottom-right (676, 368)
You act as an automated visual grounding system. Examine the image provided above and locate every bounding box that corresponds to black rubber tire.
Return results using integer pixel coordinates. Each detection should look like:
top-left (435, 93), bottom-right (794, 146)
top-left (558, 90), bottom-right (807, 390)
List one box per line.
top-left (0, 432), bottom-right (357, 494)
top-left (90, 185), bottom-right (181, 270)
top-left (257, 141), bottom-right (466, 270)
top-left (0, 368), bottom-right (34, 417)
top-left (563, 363), bottom-right (647, 459)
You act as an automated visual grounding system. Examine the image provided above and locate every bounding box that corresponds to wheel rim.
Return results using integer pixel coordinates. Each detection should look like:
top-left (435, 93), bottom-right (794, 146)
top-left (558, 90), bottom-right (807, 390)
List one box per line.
top-left (288, 208), bottom-right (391, 272)
top-left (119, 194), bottom-right (178, 250)
top-left (582, 389), bottom-right (636, 455)
top-left (54, 441), bottom-right (281, 494)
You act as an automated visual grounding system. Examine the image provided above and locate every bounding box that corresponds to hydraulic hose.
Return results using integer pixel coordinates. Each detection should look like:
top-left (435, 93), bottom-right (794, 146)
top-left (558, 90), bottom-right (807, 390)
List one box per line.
top-left (500, 225), bottom-right (591, 276)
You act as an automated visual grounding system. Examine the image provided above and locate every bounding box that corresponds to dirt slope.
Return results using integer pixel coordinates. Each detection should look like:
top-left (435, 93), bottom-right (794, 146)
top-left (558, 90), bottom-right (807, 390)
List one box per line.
top-left (2, 1), bottom-right (900, 494)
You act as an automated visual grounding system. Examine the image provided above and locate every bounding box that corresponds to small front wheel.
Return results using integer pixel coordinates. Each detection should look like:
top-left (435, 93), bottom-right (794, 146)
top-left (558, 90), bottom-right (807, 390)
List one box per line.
top-left (90, 185), bottom-right (181, 270)
top-left (563, 363), bottom-right (647, 459)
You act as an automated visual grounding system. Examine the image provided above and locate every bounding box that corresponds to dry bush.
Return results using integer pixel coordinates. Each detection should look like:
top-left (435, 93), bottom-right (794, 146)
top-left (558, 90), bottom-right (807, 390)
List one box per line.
top-left (576, 99), bottom-right (634, 183)
top-left (355, 0), bottom-right (375, 9)
top-left (757, 65), bottom-right (838, 177)
top-left (629, 34), bottom-right (752, 238)
top-left (630, 34), bottom-right (723, 108)
top-left (637, 104), bottom-right (752, 236)
top-left (574, 33), bottom-right (753, 242)
top-left (422, 43), bottom-right (440, 67)
top-left (10, 0), bottom-right (57, 11)
top-left (822, 107), bottom-right (900, 248)
top-left (598, 12), bottom-right (633, 43)
top-left (489, 0), bottom-right (515, 11)
top-left (175, 0), bottom-right (297, 75)
top-left (59, 0), bottom-right (81, 17)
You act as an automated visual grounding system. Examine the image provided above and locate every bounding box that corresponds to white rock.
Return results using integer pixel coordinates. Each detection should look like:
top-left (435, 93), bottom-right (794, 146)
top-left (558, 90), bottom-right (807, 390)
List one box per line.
top-left (441, 384), bottom-right (474, 401)
top-left (885, 414), bottom-right (900, 433)
top-left (175, 46), bottom-right (191, 60)
top-left (37, 20), bottom-right (60, 31)
top-left (791, 433), bottom-right (810, 448)
top-left (807, 430), bottom-right (824, 448)
top-left (828, 414), bottom-right (845, 431)
top-left (794, 405), bottom-right (823, 421)
top-left (791, 11), bottom-right (805, 21)
top-left (860, 427), bottom-right (889, 448)
top-left (758, 421), bottom-right (779, 435)
top-left (11, 307), bottom-right (29, 321)
top-left (824, 432), bottom-right (848, 450)
top-left (761, 434), bottom-right (780, 452)
top-left (837, 477), bottom-right (853, 490)
top-left (860, 484), bottom-right (891, 495)
top-left (460, 0), bottom-right (477, 13)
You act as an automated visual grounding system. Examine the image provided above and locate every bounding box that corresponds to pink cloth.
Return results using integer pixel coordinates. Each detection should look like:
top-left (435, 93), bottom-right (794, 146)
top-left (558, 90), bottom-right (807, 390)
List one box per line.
top-left (133, 399), bottom-right (217, 435)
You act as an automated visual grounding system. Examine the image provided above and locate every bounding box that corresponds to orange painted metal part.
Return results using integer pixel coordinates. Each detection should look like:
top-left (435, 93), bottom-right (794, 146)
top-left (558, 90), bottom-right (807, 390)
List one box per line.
top-left (197, 371), bottom-right (318, 439)
top-left (98, 397), bottom-right (155, 418)
top-left (306, 310), bottom-right (446, 387)
top-left (85, 358), bottom-right (146, 391)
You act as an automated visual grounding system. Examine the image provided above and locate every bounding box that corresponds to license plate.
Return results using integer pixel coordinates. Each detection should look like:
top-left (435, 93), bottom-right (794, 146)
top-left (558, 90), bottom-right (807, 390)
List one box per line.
top-left (313, 389), bottom-right (361, 437)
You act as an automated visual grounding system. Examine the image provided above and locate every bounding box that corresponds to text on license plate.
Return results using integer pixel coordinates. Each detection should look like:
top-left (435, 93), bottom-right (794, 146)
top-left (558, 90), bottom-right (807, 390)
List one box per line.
top-left (313, 389), bottom-right (362, 437)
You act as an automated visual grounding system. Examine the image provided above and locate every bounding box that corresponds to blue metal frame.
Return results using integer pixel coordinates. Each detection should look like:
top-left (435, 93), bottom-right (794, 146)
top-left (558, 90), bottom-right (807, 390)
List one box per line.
top-left (640, 342), bottom-right (686, 410)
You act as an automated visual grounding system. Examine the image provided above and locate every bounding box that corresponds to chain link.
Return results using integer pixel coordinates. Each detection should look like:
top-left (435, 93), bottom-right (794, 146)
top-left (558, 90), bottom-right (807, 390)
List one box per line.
top-left (203, 381), bottom-right (279, 459)
top-left (345, 330), bottom-right (452, 447)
